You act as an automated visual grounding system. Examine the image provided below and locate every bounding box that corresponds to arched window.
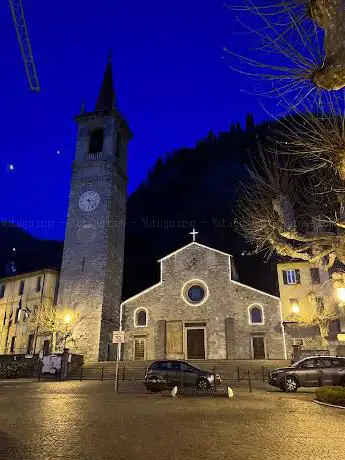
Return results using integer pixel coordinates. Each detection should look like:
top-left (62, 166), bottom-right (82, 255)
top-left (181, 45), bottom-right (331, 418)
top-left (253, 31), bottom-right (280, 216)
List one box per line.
top-left (249, 305), bottom-right (264, 324)
top-left (135, 309), bottom-right (147, 327)
top-left (89, 128), bottom-right (104, 153)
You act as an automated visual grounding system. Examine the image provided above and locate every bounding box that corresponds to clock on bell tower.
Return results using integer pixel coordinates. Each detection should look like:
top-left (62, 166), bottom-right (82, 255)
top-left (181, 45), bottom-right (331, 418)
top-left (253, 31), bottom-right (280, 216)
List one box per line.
top-left (57, 57), bottom-right (132, 361)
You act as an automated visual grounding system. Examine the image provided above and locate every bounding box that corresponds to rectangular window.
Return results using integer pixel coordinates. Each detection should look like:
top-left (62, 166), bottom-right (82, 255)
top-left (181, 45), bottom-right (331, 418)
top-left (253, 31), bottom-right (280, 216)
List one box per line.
top-left (0, 284), bottom-right (5, 298)
top-left (35, 276), bottom-right (42, 292)
top-left (10, 337), bottom-right (16, 353)
top-left (283, 269), bottom-right (300, 285)
top-left (310, 268), bottom-right (321, 284)
top-left (115, 133), bottom-right (122, 159)
top-left (15, 307), bottom-right (21, 323)
top-left (289, 298), bottom-right (299, 309)
top-left (18, 280), bottom-right (25, 296)
top-left (27, 334), bottom-right (35, 355)
top-left (316, 297), bottom-right (325, 314)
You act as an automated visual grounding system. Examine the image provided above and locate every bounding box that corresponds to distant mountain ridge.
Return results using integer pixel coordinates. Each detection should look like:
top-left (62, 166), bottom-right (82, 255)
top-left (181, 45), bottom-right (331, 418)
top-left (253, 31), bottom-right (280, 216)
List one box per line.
top-left (0, 116), bottom-right (280, 297)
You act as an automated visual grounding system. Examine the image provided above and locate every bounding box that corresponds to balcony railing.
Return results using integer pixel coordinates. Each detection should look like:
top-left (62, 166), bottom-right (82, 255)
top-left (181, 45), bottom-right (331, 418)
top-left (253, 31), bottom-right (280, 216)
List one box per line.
top-left (86, 152), bottom-right (103, 160)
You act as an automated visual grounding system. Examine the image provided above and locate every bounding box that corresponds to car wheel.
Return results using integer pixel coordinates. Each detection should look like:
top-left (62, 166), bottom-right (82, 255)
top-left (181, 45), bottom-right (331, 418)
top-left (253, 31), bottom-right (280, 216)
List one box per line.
top-left (196, 378), bottom-right (210, 390)
top-left (283, 376), bottom-right (298, 393)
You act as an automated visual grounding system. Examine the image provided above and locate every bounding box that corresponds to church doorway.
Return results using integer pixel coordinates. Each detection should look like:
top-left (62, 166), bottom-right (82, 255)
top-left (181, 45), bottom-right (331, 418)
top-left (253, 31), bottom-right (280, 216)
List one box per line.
top-left (185, 324), bottom-right (206, 359)
top-left (251, 336), bottom-right (266, 359)
top-left (134, 337), bottom-right (146, 360)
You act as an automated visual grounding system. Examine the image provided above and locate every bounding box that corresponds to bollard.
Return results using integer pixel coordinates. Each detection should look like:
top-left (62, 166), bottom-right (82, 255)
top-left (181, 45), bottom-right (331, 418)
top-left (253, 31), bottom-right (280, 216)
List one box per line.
top-left (237, 367), bottom-right (240, 382)
top-left (122, 365), bottom-right (125, 382)
top-left (262, 366), bottom-right (265, 382)
top-left (248, 370), bottom-right (252, 393)
top-left (101, 366), bottom-right (104, 381)
top-left (80, 366), bottom-right (83, 381)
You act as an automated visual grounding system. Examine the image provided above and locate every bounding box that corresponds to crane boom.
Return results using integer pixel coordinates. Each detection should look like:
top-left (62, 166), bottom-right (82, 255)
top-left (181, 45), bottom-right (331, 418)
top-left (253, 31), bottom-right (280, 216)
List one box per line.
top-left (8, 0), bottom-right (40, 92)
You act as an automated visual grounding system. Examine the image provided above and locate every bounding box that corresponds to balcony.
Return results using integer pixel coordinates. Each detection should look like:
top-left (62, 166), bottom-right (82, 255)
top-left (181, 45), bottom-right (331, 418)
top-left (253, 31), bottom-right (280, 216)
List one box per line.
top-left (86, 152), bottom-right (103, 161)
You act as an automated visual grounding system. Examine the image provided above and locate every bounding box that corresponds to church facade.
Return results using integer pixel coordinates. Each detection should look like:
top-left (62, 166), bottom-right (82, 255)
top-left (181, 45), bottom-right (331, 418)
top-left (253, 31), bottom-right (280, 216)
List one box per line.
top-left (121, 241), bottom-right (287, 361)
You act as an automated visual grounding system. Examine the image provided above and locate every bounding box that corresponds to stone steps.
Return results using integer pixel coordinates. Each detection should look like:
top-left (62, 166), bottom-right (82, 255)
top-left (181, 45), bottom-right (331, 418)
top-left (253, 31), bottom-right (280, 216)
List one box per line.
top-left (69, 359), bottom-right (290, 380)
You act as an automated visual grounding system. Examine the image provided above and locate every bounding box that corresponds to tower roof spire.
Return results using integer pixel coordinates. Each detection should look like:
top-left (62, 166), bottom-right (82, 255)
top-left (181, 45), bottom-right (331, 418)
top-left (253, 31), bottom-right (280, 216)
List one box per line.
top-left (95, 54), bottom-right (115, 111)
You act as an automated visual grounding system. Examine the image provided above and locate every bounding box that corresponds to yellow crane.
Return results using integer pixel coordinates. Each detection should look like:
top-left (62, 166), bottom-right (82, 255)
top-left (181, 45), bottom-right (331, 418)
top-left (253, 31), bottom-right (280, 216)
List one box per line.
top-left (8, 0), bottom-right (40, 92)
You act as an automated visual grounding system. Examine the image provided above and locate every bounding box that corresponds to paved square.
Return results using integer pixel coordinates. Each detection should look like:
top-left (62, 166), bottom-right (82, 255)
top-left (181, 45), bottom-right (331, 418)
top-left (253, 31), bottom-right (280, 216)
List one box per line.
top-left (0, 381), bottom-right (344, 459)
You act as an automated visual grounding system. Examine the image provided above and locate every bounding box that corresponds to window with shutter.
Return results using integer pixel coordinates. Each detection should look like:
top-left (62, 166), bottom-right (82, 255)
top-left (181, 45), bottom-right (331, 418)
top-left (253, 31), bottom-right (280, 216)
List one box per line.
top-left (316, 297), bottom-right (325, 313)
top-left (282, 270), bottom-right (288, 284)
top-left (284, 269), bottom-right (299, 284)
top-left (295, 269), bottom-right (301, 284)
top-left (310, 268), bottom-right (320, 284)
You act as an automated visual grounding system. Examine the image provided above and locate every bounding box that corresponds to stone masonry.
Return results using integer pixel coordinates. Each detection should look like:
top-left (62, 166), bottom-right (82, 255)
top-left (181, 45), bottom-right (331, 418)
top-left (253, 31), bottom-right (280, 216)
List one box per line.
top-left (122, 242), bottom-right (287, 361)
top-left (57, 61), bottom-right (131, 362)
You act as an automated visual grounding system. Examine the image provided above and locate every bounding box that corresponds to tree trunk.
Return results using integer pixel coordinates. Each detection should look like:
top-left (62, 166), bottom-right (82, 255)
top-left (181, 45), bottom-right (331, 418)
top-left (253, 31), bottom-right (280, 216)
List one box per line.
top-left (51, 331), bottom-right (57, 353)
top-left (318, 321), bottom-right (330, 347)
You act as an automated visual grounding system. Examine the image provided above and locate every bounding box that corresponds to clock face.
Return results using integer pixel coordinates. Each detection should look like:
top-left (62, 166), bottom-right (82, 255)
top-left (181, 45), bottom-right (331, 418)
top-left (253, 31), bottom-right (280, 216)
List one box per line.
top-left (79, 191), bottom-right (100, 212)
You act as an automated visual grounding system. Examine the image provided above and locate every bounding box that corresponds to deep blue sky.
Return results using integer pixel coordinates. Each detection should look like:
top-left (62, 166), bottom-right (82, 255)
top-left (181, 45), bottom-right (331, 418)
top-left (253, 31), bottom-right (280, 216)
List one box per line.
top-left (1, 0), bottom-right (265, 241)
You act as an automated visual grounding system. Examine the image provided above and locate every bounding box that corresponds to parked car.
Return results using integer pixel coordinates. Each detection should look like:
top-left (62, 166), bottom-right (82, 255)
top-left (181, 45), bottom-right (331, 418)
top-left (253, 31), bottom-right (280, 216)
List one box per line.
top-left (144, 360), bottom-right (221, 392)
top-left (268, 356), bottom-right (345, 392)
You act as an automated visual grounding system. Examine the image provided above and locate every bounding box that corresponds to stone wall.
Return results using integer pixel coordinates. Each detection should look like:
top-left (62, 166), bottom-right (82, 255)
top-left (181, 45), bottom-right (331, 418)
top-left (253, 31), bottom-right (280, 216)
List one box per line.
top-left (122, 243), bottom-right (286, 361)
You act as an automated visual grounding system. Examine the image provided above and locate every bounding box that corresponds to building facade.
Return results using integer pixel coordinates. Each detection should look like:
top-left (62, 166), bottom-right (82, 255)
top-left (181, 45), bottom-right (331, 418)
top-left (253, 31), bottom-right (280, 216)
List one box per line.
top-left (277, 261), bottom-right (345, 355)
top-left (57, 59), bottom-right (132, 361)
top-left (0, 269), bottom-right (59, 355)
top-left (122, 241), bottom-right (287, 361)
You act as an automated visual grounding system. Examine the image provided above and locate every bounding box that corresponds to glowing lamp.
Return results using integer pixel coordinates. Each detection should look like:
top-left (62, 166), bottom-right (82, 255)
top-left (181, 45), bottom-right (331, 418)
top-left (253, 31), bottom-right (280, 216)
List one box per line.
top-left (64, 314), bottom-right (72, 324)
top-left (291, 304), bottom-right (300, 314)
top-left (336, 287), bottom-right (345, 303)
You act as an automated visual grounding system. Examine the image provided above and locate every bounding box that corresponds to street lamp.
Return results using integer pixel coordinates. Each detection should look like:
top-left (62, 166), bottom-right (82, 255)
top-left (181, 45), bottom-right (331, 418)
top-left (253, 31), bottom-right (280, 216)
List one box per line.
top-left (63, 314), bottom-right (72, 349)
top-left (336, 287), bottom-right (345, 304)
top-left (291, 303), bottom-right (300, 315)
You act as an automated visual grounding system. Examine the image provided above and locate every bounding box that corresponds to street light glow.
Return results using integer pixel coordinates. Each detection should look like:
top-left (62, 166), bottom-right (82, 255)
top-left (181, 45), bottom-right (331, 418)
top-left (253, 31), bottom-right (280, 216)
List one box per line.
top-left (64, 314), bottom-right (72, 324)
top-left (291, 304), bottom-right (300, 314)
top-left (337, 287), bottom-right (345, 303)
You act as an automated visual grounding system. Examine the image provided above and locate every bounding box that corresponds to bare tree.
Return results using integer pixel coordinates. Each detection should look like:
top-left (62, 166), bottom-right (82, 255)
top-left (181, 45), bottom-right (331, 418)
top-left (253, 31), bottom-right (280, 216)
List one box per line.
top-left (226, 0), bottom-right (345, 102)
top-left (28, 301), bottom-right (80, 353)
top-left (228, 1), bottom-right (345, 345)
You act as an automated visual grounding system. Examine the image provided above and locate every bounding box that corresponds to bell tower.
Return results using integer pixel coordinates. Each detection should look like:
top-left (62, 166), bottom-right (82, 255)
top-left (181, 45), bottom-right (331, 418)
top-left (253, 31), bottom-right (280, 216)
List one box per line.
top-left (58, 57), bottom-right (132, 361)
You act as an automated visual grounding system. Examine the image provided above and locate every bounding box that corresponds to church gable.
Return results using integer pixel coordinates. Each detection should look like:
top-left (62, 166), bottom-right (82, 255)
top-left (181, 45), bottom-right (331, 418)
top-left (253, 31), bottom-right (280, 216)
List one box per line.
top-left (160, 242), bottom-right (231, 282)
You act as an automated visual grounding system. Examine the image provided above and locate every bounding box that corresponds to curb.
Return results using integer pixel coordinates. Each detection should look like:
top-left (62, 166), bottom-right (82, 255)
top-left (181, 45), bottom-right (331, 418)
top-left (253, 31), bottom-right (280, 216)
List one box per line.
top-left (313, 399), bottom-right (345, 410)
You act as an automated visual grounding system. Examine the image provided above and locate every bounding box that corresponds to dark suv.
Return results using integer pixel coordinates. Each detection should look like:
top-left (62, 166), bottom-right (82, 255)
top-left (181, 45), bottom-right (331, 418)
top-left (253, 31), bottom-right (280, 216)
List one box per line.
top-left (144, 360), bottom-right (221, 392)
top-left (269, 356), bottom-right (345, 392)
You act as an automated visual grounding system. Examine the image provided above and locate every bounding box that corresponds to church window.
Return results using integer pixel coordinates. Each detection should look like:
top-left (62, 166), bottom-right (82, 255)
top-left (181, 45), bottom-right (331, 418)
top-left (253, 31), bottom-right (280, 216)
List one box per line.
top-left (89, 128), bottom-right (104, 153)
top-left (134, 309), bottom-right (147, 327)
top-left (187, 285), bottom-right (205, 303)
top-left (249, 305), bottom-right (264, 324)
top-left (18, 280), bottom-right (25, 296)
top-left (115, 132), bottom-right (122, 159)
top-left (10, 337), bottom-right (16, 353)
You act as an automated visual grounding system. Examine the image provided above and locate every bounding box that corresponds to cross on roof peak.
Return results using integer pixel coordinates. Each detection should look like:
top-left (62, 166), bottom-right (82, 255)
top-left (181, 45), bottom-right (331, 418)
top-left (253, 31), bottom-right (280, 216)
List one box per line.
top-left (189, 228), bottom-right (198, 242)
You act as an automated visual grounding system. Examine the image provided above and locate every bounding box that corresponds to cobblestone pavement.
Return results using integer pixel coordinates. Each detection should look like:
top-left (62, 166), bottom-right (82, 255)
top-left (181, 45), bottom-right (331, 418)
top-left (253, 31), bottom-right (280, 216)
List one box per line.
top-left (0, 380), bottom-right (344, 460)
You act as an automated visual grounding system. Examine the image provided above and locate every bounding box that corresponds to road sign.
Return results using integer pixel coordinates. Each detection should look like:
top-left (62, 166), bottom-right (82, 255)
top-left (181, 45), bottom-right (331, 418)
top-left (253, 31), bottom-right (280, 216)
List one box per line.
top-left (112, 331), bottom-right (125, 344)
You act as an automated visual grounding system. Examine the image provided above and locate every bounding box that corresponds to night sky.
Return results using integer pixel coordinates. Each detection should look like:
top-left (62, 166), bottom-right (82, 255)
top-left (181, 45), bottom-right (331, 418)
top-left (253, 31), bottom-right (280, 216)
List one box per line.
top-left (1, 0), bottom-right (265, 241)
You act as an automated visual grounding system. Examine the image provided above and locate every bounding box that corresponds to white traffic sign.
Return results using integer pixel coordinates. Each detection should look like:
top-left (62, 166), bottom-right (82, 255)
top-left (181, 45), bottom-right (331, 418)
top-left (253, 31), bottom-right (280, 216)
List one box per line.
top-left (112, 331), bottom-right (125, 344)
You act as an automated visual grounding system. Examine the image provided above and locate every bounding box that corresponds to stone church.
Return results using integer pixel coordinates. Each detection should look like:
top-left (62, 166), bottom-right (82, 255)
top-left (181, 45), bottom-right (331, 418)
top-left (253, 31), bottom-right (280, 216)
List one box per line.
top-left (49, 58), bottom-right (287, 362)
top-left (121, 239), bottom-right (287, 361)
